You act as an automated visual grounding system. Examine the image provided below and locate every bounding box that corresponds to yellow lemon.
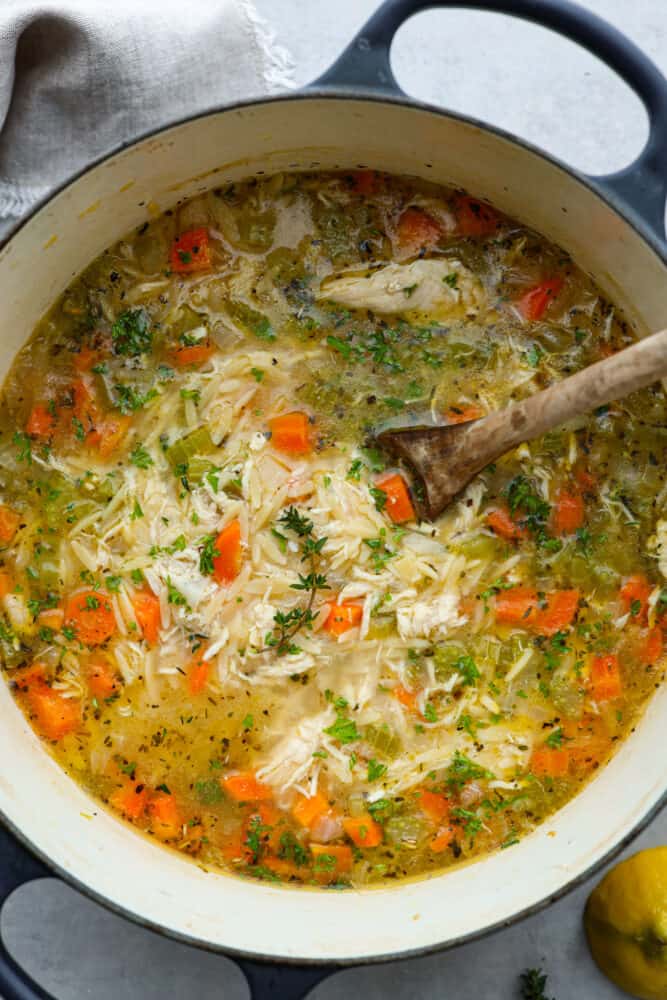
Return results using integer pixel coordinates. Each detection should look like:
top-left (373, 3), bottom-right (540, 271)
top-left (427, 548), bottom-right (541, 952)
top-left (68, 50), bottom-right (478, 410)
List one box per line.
top-left (585, 847), bottom-right (667, 1000)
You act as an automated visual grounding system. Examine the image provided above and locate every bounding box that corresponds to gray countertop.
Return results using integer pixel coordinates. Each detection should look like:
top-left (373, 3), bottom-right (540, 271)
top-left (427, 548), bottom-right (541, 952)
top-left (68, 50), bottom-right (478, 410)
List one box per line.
top-left (2, 1), bottom-right (667, 997)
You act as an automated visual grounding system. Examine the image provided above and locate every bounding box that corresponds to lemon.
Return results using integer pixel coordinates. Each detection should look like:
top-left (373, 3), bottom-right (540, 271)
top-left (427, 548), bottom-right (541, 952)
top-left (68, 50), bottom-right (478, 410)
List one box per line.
top-left (585, 847), bottom-right (667, 999)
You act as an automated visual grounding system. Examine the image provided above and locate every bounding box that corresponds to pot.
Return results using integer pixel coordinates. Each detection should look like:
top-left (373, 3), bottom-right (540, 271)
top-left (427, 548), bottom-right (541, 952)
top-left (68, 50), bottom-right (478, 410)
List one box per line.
top-left (0, 2), bottom-right (666, 998)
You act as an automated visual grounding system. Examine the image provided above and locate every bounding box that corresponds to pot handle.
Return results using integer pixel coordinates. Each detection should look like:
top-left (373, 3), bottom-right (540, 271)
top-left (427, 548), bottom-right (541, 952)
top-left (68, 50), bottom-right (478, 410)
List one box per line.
top-left (0, 824), bottom-right (55, 999)
top-left (312, 0), bottom-right (667, 241)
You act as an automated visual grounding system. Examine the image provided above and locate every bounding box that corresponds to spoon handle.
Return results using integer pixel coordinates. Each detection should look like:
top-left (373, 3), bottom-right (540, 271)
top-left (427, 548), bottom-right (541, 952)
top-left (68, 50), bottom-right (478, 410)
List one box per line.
top-left (467, 326), bottom-right (667, 460)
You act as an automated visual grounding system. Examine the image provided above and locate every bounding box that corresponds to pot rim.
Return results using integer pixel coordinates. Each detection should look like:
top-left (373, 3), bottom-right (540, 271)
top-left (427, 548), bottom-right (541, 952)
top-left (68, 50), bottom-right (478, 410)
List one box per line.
top-left (1, 86), bottom-right (666, 968)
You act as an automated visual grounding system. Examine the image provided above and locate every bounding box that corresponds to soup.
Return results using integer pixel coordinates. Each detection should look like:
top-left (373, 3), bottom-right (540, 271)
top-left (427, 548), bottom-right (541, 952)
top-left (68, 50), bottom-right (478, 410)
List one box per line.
top-left (0, 171), bottom-right (664, 888)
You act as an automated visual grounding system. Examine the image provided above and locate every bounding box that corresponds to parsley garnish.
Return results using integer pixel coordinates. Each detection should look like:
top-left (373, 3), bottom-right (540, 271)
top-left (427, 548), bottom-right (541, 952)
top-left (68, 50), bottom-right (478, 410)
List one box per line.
top-left (324, 715), bottom-right (361, 745)
top-left (367, 759), bottom-right (387, 782)
top-left (111, 309), bottom-right (152, 357)
top-left (129, 444), bottom-right (154, 469)
top-left (519, 968), bottom-right (555, 1000)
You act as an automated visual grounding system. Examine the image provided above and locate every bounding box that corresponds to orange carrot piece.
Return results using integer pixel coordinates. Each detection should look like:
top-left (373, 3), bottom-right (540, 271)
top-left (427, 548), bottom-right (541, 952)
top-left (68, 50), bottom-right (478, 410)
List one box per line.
top-left (96, 415), bottom-right (131, 458)
top-left (574, 464), bottom-right (596, 492)
top-left (310, 842), bottom-right (353, 873)
top-left (26, 403), bottom-right (56, 438)
top-left (88, 658), bottom-right (119, 700)
top-left (222, 771), bottom-right (273, 802)
top-left (495, 587), bottom-right (539, 626)
top-left (187, 652), bottom-right (210, 695)
top-left (375, 472), bottom-right (415, 524)
top-left (147, 790), bottom-right (182, 840)
top-left (17, 666), bottom-right (80, 741)
top-left (131, 588), bottom-right (161, 645)
top-left (531, 747), bottom-right (570, 777)
top-left (72, 377), bottom-right (101, 433)
top-left (269, 411), bottom-right (311, 456)
top-left (486, 506), bottom-right (527, 542)
top-left (172, 341), bottom-right (216, 367)
top-left (74, 345), bottom-right (104, 373)
top-left (453, 194), bottom-right (501, 237)
top-left (620, 574), bottom-right (652, 623)
top-left (396, 207), bottom-right (442, 254)
top-left (446, 404), bottom-right (484, 424)
top-left (0, 505), bottom-right (20, 545)
top-left (417, 790), bottom-right (450, 824)
top-left (262, 855), bottom-right (302, 880)
top-left (430, 826), bottom-right (456, 852)
top-left (0, 570), bottom-right (12, 599)
top-left (535, 589), bottom-right (580, 636)
top-left (589, 653), bottom-right (622, 702)
top-left (37, 607), bottom-right (64, 632)
top-left (324, 600), bottom-right (363, 637)
top-left (350, 170), bottom-right (378, 195)
top-left (212, 518), bottom-right (242, 585)
top-left (63, 589), bottom-right (117, 646)
top-left (552, 489), bottom-right (584, 535)
top-left (516, 277), bottom-right (564, 322)
top-left (342, 814), bottom-right (383, 848)
top-left (393, 685), bottom-right (418, 713)
top-left (110, 781), bottom-right (148, 820)
top-left (643, 626), bottom-right (663, 665)
top-left (293, 792), bottom-right (331, 829)
top-left (170, 227), bottom-right (211, 273)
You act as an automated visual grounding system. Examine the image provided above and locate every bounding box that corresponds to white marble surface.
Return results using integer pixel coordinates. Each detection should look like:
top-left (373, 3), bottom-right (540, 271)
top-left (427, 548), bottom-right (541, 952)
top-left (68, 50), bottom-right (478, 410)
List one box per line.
top-left (2, 1), bottom-right (667, 997)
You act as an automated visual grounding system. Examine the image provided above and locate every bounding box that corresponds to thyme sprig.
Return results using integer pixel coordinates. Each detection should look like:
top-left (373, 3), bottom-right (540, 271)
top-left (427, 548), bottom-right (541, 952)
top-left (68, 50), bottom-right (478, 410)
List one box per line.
top-left (264, 506), bottom-right (329, 656)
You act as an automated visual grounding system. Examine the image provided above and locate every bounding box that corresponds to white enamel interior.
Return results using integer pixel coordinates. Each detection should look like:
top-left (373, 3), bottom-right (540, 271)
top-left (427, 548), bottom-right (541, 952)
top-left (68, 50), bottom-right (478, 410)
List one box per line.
top-left (0, 96), bottom-right (666, 963)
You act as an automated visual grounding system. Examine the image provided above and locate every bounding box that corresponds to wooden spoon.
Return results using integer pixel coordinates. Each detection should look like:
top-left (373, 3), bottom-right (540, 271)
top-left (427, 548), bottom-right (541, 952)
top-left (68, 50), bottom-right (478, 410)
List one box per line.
top-left (375, 327), bottom-right (667, 521)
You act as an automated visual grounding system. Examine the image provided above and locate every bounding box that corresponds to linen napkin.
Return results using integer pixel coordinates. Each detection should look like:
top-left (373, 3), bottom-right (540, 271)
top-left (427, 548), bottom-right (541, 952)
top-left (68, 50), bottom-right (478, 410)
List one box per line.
top-left (0, 0), bottom-right (294, 237)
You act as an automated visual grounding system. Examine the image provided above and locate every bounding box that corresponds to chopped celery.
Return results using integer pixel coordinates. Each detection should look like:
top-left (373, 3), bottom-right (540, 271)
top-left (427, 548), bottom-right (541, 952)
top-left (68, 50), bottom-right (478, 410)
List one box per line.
top-left (363, 724), bottom-right (401, 759)
top-left (165, 427), bottom-right (214, 473)
top-left (226, 300), bottom-right (275, 342)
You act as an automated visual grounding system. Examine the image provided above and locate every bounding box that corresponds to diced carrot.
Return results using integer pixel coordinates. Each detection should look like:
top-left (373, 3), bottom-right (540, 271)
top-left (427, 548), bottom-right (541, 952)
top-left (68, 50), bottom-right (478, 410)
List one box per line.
top-left (446, 404), bottom-right (484, 424)
top-left (565, 714), bottom-right (610, 771)
top-left (393, 685), bottom-right (418, 713)
top-left (486, 505), bottom-right (527, 542)
top-left (88, 658), bottom-right (119, 700)
top-left (417, 790), bottom-right (450, 824)
top-left (172, 341), bottom-right (216, 367)
top-left (26, 403), bottom-right (56, 438)
top-left (63, 589), bottom-right (117, 646)
top-left (396, 207), bottom-right (442, 254)
top-left (453, 194), bottom-right (501, 237)
top-left (110, 781), bottom-right (148, 821)
top-left (516, 277), bottom-right (564, 322)
top-left (269, 411), bottom-right (311, 456)
top-left (535, 589), bottom-right (580, 636)
top-left (16, 666), bottom-right (80, 741)
top-left (222, 771), bottom-right (273, 802)
top-left (96, 415), bottom-right (131, 458)
top-left (187, 651), bottom-right (210, 695)
top-left (310, 842), bottom-right (353, 874)
top-left (212, 518), bottom-right (242, 585)
top-left (37, 607), bottom-right (64, 632)
top-left (262, 855), bottom-right (301, 880)
top-left (0, 505), bottom-right (20, 545)
top-left (342, 813), bottom-right (383, 848)
top-left (643, 626), bottom-right (663, 665)
top-left (375, 473), bottom-right (415, 524)
top-left (131, 588), bottom-right (161, 645)
top-left (495, 587), bottom-right (539, 626)
top-left (293, 791), bottom-right (331, 829)
top-left (531, 747), bottom-right (570, 777)
top-left (620, 574), bottom-right (652, 623)
top-left (74, 345), bottom-right (104, 372)
top-left (72, 378), bottom-right (101, 434)
top-left (0, 570), bottom-right (12, 599)
top-left (430, 826), bottom-right (456, 852)
top-left (148, 790), bottom-right (182, 840)
top-left (170, 228), bottom-right (211, 273)
top-left (574, 465), bottom-right (596, 492)
top-left (552, 489), bottom-right (584, 535)
top-left (324, 600), bottom-right (363, 637)
top-left (350, 170), bottom-right (378, 195)
top-left (589, 653), bottom-right (622, 702)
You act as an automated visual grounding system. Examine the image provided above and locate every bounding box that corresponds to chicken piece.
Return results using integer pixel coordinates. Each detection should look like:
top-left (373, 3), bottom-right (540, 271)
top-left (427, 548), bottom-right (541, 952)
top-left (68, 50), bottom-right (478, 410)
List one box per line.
top-left (317, 259), bottom-right (484, 318)
top-left (396, 591), bottom-right (466, 640)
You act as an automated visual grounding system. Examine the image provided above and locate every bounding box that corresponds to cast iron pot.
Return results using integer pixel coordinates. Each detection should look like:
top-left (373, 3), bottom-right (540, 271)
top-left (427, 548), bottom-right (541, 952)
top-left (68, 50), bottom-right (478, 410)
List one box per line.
top-left (0, 2), bottom-right (666, 998)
